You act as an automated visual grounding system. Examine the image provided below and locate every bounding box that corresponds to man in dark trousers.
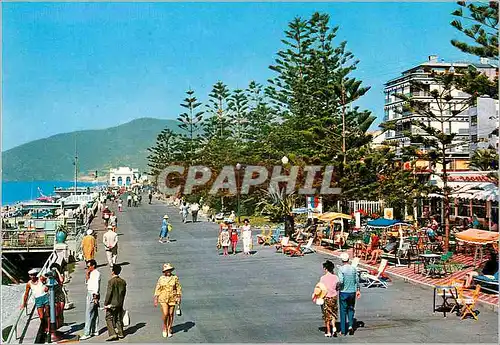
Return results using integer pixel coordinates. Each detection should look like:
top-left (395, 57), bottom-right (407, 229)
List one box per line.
top-left (104, 264), bottom-right (127, 341)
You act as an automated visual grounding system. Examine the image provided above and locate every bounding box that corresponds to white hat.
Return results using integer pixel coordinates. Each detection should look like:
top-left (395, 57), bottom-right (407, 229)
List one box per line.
top-left (340, 252), bottom-right (350, 262)
top-left (86, 229), bottom-right (94, 235)
top-left (28, 268), bottom-right (40, 275)
top-left (105, 205), bottom-right (109, 208)
top-left (163, 215), bottom-right (169, 219)
top-left (162, 263), bottom-right (174, 272)
top-left (107, 225), bottom-right (113, 229)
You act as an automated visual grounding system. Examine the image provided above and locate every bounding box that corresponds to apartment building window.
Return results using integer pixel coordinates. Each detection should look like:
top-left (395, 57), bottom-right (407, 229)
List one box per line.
top-left (470, 115), bottom-right (477, 126)
top-left (471, 134), bottom-right (478, 142)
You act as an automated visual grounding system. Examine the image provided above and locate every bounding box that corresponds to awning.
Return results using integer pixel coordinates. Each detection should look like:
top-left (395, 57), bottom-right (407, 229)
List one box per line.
top-left (318, 212), bottom-right (352, 221)
top-left (455, 228), bottom-right (499, 244)
top-left (366, 218), bottom-right (401, 227)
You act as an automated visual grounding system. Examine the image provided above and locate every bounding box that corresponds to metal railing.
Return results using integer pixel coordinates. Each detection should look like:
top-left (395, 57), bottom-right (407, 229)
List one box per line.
top-left (4, 250), bottom-right (60, 343)
top-left (2, 229), bottom-right (56, 250)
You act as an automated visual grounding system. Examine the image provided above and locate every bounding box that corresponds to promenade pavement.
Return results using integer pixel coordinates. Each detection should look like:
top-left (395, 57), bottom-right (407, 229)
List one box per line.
top-left (59, 197), bottom-right (499, 343)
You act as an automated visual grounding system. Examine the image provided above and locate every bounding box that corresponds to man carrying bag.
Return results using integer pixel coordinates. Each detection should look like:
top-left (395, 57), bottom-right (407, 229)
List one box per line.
top-left (104, 264), bottom-right (127, 341)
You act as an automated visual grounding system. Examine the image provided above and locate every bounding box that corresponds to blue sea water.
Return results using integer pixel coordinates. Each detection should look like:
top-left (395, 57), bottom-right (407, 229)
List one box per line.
top-left (1, 181), bottom-right (103, 205)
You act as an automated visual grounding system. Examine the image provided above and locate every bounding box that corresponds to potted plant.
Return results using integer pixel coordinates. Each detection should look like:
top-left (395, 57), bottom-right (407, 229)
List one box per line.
top-left (56, 224), bottom-right (68, 244)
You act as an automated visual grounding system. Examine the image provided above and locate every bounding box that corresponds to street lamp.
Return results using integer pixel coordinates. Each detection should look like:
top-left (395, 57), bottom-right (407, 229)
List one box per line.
top-left (236, 163), bottom-right (242, 223)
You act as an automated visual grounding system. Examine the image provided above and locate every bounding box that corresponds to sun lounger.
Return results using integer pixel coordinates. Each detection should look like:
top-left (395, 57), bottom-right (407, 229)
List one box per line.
top-left (473, 272), bottom-right (498, 294)
top-left (363, 259), bottom-right (389, 288)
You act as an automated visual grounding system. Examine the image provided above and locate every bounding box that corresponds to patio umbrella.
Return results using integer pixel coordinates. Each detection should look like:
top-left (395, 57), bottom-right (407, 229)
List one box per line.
top-left (318, 212), bottom-right (352, 222)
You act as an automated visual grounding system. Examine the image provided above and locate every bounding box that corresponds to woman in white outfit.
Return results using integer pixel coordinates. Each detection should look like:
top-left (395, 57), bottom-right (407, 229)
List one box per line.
top-left (241, 219), bottom-right (252, 255)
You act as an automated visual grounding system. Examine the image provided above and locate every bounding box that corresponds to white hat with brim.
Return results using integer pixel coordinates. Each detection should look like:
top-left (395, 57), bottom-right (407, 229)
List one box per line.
top-left (340, 252), bottom-right (350, 262)
top-left (163, 215), bottom-right (169, 219)
top-left (86, 229), bottom-right (94, 235)
top-left (162, 263), bottom-right (174, 272)
top-left (28, 268), bottom-right (40, 275)
top-left (107, 225), bottom-right (113, 229)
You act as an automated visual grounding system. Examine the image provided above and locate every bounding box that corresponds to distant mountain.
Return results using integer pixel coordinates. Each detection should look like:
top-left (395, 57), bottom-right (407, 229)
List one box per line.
top-left (2, 118), bottom-right (178, 181)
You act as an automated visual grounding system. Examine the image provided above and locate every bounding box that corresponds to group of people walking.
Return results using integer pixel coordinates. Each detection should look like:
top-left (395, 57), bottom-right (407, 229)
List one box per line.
top-left (312, 253), bottom-right (361, 337)
top-left (217, 219), bottom-right (252, 256)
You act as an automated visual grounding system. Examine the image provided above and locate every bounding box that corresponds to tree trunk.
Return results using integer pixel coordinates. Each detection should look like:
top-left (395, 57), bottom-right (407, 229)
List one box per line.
top-left (442, 147), bottom-right (450, 253)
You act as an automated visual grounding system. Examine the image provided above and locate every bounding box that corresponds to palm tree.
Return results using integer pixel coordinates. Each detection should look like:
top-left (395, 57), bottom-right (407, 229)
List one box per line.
top-left (469, 148), bottom-right (499, 171)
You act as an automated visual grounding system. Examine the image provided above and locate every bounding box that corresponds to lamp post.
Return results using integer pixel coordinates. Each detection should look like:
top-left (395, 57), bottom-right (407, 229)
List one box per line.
top-left (45, 269), bottom-right (58, 343)
top-left (236, 163), bottom-right (242, 223)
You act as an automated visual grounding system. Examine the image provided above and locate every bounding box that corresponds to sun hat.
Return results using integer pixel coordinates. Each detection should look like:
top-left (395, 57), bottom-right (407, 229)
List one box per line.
top-left (107, 225), bottom-right (113, 229)
top-left (86, 229), bottom-right (94, 235)
top-left (163, 215), bottom-right (169, 219)
top-left (340, 252), bottom-right (350, 262)
top-left (162, 263), bottom-right (174, 272)
top-left (312, 282), bottom-right (328, 305)
top-left (28, 268), bottom-right (40, 275)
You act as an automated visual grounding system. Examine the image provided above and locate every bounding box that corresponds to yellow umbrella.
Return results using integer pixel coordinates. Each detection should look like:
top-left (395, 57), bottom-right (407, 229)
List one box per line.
top-left (318, 212), bottom-right (352, 222)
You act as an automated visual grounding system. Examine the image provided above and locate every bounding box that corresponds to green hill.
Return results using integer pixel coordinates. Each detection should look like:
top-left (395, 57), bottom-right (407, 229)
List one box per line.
top-left (2, 118), bottom-right (178, 181)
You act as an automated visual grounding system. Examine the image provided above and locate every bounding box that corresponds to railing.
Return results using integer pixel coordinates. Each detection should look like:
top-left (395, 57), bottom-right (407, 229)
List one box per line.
top-left (4, 250), bottom-right (60, 343)
top-left (2, 229), bottom-right (56, 250)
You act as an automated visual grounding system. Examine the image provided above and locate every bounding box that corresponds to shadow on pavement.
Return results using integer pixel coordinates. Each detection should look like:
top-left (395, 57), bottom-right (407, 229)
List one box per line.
top-left (317, 318), bottom-right (365, 334)
top-left (172, 321), bottom-right (195, 334)
top-left (117, 262), bottom-right (130, 266)
top-left (62, 322), bottom-right (85, 335)
top-left (124, 322), bottom-right (146, 336)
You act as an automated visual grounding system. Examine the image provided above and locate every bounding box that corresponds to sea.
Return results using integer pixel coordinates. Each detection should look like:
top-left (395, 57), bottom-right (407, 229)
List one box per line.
top-left (2, 180), bottom-right (103, 206)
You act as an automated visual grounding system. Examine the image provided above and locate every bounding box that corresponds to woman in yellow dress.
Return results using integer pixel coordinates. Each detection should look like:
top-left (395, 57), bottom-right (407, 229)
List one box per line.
top-left (153, 263), bottom-right (182, 338)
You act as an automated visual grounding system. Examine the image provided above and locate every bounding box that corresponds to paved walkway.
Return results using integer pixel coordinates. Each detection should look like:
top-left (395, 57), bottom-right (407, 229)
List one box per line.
top-left (59, 198), bottom-right (499, 343)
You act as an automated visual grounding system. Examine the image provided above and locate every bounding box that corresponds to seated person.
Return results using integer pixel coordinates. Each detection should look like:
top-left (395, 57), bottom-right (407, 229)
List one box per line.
top-left (368, 235), bottom-right (397, 264)
top-left (465, 249), bottom-right (499, 287)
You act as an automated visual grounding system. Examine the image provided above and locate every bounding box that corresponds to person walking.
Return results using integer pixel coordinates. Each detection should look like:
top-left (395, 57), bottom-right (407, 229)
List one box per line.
top-left (190, 202), bottom-right (200, 223)
top-left (337, 253), bottom-right (360, 336)
top-left (133, 194), bottom-right (138, 207)
top-left (118, 199), bottom-right (123, 212)
top-left (82, 229), bottom-right (96, 262)
top-left (148, 190), bottom-right (153, 204)
top-left (241, 219), bottom-right (252, 255)
top-left (104, 264), bottom-right (127, 341)
top-left (81, 260), bottom-right (101, 340)
top-left (21, 268), bottom-right (50, 338)
top-left (154, 263), bottom-right (182, 338)
top-left (219, 224), bottom-right (231, 256)
top-left (110, 212), bottom-right (118, 232)
top-left (159, 215), bottom-right (171, 243)
top-left (103, 226), bottom-right (118, 268)
top-left (127, 194), bottom-right (132, 207)
top-left (230, 226), bottom-right (239, 255)
top-left (102, 206), bottom-right (111, 227)
top-left (315, 260), bottom-right (340, 337)
top-left (180, 202), bottom-right (189, 223)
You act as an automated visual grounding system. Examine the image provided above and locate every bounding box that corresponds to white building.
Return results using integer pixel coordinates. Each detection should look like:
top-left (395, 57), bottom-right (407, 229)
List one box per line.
top-left (109, 167), bottom-right (140, 187)
top-left (468, 96), bottom-right (499, 155)
top-left (382, 55), bottom-right (498, 170)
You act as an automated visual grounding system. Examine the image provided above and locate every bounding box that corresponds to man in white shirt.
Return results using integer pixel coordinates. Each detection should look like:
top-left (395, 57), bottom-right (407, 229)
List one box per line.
top-left (103, 225), bottom-right (118, 268)
top-left (81, 259), bottom-right (101, 340)
top-left (190, 202), bottom-right (200, 223)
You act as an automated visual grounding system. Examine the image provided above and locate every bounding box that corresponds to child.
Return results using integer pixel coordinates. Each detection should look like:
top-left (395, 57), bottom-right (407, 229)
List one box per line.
top-left (219, 225), bottom-right (230, 256)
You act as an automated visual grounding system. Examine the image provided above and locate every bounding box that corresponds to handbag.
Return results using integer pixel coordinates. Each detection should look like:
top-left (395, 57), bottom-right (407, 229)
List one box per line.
top-left (176, 303), bottom-right (182, 316)
top-left (122, 310), bottom-right (130, 327)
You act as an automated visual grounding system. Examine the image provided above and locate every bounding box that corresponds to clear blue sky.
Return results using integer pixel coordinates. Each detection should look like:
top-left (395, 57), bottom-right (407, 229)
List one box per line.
top-left (2, 2), bottom-right (475, 151)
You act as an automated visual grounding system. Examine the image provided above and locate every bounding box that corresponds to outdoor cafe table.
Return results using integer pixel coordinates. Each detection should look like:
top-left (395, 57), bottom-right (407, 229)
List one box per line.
top-left (419, 253), bottom-right (441, 277)
top-left (433, 285), bottom-right (460, 318)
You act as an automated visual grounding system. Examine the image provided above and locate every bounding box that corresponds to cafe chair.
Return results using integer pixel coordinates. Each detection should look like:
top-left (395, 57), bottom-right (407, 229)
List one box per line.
top-left (457, 284), bottom-right (481, 320)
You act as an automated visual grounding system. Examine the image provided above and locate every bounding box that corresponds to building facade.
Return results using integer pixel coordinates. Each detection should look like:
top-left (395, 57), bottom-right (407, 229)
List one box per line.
top-left (109, 167), bottom-right (140, 186)
top-left (382, 55), bottom-right (498, 170)
top-left (468, 96), bottom-right (499, 155)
